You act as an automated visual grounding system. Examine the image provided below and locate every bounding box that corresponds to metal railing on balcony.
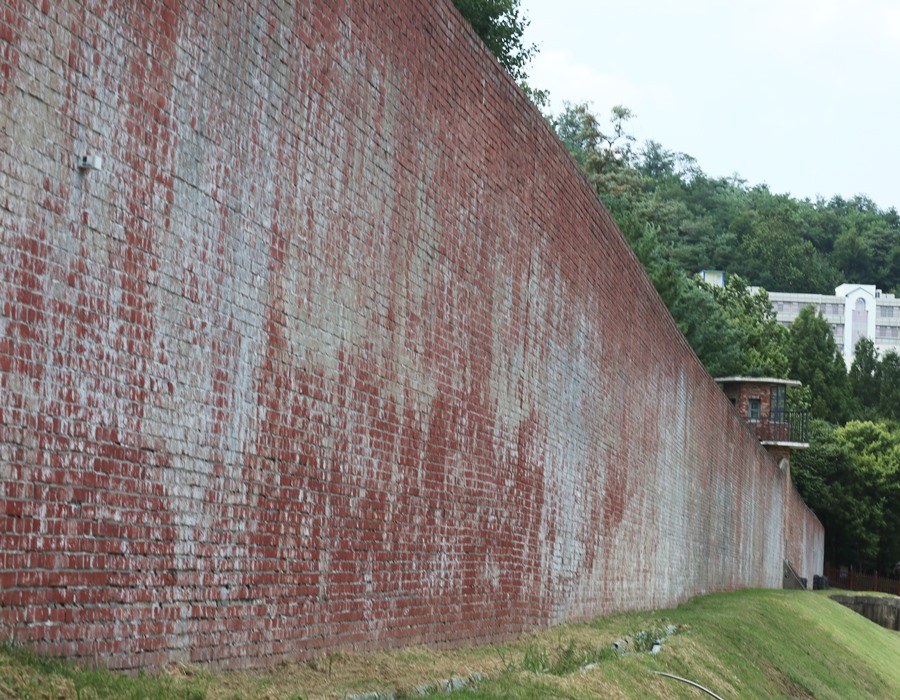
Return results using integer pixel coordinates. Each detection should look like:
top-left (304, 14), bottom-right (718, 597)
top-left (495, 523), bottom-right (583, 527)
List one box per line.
top-left (761, 409), bottom-right (809, 443)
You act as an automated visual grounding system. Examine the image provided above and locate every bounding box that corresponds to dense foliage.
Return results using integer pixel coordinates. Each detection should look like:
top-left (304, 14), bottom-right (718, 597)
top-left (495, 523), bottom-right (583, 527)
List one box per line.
top-left (553, 103), bottom-right (900, 573)
top-left (554, 103), bottom-right (900, 297)
top-left (452, 0), bottom-right (547, 105)
top-left (787, 306), bottom-right (850, 424)
top-left (793, 420), bottom-right (900, 572)
top-left (793, 342), bottom-right (900, 572)
top-left (452, 0), bottom-right (533, 81)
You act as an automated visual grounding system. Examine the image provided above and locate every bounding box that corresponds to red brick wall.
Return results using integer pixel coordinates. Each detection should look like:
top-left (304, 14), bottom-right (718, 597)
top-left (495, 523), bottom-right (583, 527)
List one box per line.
top-left (0, 0), bottom-right (822, 669)
top-left (784, 479), bottom-right (825, 584)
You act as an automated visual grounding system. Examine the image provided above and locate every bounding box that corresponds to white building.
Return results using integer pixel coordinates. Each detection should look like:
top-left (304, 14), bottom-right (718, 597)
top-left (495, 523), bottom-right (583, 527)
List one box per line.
top-left (754, 283), bottom-right (900, 368)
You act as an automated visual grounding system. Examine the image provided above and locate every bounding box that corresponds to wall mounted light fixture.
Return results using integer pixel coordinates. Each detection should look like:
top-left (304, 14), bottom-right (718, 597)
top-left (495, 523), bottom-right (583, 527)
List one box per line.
top-left (78, 154), bottom-right (103, 171)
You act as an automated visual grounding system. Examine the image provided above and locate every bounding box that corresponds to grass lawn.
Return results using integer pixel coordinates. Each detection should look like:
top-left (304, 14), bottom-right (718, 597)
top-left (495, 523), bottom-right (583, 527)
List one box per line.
top-left (3, 588), bottom-right (899, 699)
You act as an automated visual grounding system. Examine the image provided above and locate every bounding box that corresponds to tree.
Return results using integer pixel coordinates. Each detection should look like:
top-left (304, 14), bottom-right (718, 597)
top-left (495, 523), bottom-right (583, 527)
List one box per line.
top-left (832, 229), bottom-right (874, 283)
top-left (792, 420), bottom-right (869, 567)
top-left (708, 275), bottom-right (790, 377)
top-left (787, 306), bottom-right (849, 423)
top-left (658, 270), bottom-right (743, 378)
top-left (638, 140), bottom-right (687, 181)
top-left (554, 103), bottom-right (637, 176)
top-left (553, 103), bottom-right (648, 243)
top-left (876, 351), bottom-right (900, 421)
top-left (452, 0), bottom-right (545, 104)
top-left (834, 422), bottom-right (900, 572)
top-left (793, 420), bottom-right (900, 572)
top-left (848, 337), bottom-right (879, 420)
top-left (734, 201), bottom-right (838, 294)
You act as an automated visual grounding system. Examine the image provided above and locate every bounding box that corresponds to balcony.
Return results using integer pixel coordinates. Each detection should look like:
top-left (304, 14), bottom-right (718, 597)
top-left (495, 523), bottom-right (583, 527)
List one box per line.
top-left (751, 409), bottom-right (809, 445)
top-left (716, 376), bottom-right (810, 451)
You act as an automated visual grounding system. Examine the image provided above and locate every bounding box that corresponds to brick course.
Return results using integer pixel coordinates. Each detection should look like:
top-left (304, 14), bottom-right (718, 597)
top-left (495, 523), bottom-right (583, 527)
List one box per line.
top-left (0, 0), bottom-right (823, 669)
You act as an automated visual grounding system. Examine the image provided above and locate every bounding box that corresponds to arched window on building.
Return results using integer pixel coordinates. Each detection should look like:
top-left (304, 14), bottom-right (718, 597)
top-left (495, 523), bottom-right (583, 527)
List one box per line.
top-left (852, 297), bottom-right (868, 348)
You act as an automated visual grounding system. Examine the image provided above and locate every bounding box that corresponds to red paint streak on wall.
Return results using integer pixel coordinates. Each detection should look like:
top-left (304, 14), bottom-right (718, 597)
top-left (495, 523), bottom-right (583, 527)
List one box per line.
top-left (0, 0), bottom-right (26, 97)
top-left (0, 0), bottom-right (823, 669)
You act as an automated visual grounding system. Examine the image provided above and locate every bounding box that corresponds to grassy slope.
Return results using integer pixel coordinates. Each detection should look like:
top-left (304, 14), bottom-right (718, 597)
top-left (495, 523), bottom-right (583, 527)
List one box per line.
top-left (2, 589), bottom-right (899, 699)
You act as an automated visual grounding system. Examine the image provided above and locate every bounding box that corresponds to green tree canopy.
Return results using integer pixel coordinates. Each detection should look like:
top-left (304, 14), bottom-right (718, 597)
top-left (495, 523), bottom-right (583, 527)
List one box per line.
top-left (876, 351), bottom-right (900, 421)
top-left (787, 306), bottom-right (849, 423)
top-left (452, 0), bottom-right (545, 104)
top-left (833, 229), bottom-right (875, 282)
top-left (793, 419), bottom-right (900, 571)
top-left (549, 102), bottom-right (900, 302)
top-left (733, 200), bottom-right (839, 294)
top-left (792, 420), bottom-right (870, 567)
top-left (659, 270), bottom-right (744, 378)
top-left (835, 422), bottom-right (900, 571)
top-left (708, 275), bottom-right (790, 377)
top-left (848, 337), bottom-right (879, 420)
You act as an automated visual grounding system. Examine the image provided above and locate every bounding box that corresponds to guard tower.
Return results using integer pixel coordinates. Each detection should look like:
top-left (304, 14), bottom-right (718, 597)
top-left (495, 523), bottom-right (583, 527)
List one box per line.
top-left (717, 377), bottom-right (813, 590)
top-left (716, 377), bottom-right (809, 470)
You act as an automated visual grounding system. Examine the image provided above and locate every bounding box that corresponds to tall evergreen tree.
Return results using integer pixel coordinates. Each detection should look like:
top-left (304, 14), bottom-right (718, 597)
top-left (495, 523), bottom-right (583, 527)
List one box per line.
top-left (709, 275), bottom-right (790, 377)
top-left (787, 306), bottom-right (850, 423)
top-left (877, 351), bottom-right (900, 421)
top-left (848, 337), bottom-right (880, 420)
top-left (792, 420), bottom-right (869, 567)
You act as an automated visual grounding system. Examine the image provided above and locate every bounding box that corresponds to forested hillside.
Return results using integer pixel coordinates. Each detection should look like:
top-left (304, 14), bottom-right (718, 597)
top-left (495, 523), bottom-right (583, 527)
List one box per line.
top-left (557, 104), bottom-right (900, 295)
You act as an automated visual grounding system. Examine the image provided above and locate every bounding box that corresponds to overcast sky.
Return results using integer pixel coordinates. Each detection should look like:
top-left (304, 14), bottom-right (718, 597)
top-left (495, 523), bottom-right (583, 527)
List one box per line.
top-left (520, 0), bottom-right (900, 211)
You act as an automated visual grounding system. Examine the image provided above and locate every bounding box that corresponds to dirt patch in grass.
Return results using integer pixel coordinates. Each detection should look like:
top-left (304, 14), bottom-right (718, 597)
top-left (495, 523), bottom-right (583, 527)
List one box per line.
top-left (195, 646), bottom-right (504, 700)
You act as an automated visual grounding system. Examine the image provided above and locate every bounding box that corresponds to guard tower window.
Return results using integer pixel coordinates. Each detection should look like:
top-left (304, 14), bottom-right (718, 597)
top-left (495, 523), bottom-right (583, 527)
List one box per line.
top-left (771, 385), bottom-right (786, 422)
top-left (749, 398), bottom-right (761, 422)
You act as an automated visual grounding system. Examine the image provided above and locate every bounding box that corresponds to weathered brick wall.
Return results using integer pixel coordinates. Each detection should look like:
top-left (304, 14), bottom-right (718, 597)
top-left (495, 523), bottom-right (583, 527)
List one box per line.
top-left (785, 478), bottom-right (825, 584)
top-left (0, 0), bottom-right (822, 669)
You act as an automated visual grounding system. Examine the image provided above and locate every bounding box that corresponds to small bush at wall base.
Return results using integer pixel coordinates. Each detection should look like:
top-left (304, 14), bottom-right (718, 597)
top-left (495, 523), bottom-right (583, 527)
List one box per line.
top-left (521, 638), bottom-right (616, 676)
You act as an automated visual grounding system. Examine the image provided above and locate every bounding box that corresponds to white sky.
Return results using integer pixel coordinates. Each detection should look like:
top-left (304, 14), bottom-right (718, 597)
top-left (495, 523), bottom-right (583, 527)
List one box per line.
top-left (520, 0), bottom-right (900, 211)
